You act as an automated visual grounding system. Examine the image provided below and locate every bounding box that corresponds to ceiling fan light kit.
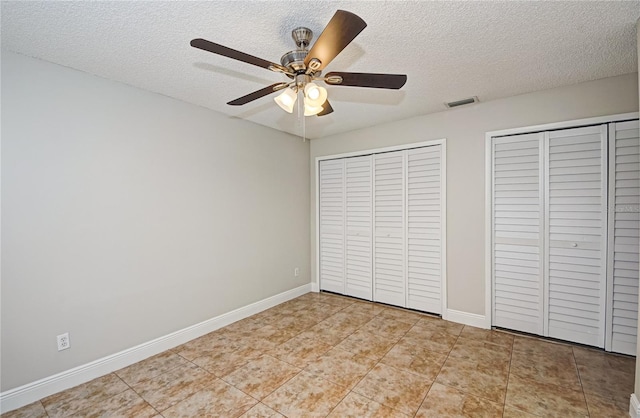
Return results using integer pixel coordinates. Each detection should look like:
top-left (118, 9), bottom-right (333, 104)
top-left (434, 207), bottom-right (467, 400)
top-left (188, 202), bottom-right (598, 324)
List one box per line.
top-left (190, 10), bottom-right (407, 118)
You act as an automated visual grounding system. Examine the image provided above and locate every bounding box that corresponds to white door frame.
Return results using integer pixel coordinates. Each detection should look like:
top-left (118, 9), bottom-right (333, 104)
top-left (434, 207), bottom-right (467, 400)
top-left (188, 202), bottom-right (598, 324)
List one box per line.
top-left (316, 138), bottom-right (447, 317)
top-left (485, 112), bottom-right (639, 329)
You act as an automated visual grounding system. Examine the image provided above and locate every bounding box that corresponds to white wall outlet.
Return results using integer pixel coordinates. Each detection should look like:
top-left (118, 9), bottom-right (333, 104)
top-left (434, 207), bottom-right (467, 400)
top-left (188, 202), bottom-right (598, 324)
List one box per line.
top-left (294, 267), bottom-right (300, 277)
top-left (57, 332), bottom-right (70, 351)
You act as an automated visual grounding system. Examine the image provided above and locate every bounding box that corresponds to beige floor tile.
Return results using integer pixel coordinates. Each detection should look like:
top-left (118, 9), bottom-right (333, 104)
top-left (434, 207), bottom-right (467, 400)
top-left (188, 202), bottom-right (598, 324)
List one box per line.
top-left (573, 346), bottom-right (635, 373)
top-left (505, 374), bottom-right (588, 417)
top-left (436, 357), bottom-right (508, 403)
top-left (223, 317), bottom-right (271, 334)
top-left (268, 334), bottom-right (333, 368)
top-left (339, 301), bottom-right (386, 317)
top-left (309, 292), bottom-right (357, 308)
top-left (415, 382), bottom-right (504, 418)
top-left (304, 346), bottom-right (377, 389)
top-left (502, 406), bottom-right (541, 417)
top-left (12, 294), bottom-right (638, 418)
top-left (416, 316), bottom-right (464, 336)
top-left (268, 315), bottom-right (319, 334)
top-left (335, 329), bottom-right (397, 360)
top-left (243, 325), bottom-right (300, 351)
top-left (512, 336), bottom-right (573, 357)
top-left (510, 349), bottom-right (580, 391)
top-left (116, 350), bottom-right (189, 386)
top-left (360, 315), bottom-right (414, 340)
top-left (353, 363), bottom-right (431, 416)
top-left (222, 354), bottom-right (300, 400)
top-left (262, 370), bottom-right (349, 417)
top-left (378, 307), bottom-right (424, 325)
top-left (380, 341), bottom-right (447, 380)
top-left (132, 362), bottom-right (216, 412)
top-left (297, 311), bottom-right (369, 345)
top-left (327, 391), bottom-right (410, 417)
top-left (162, 378), bottom-right (257, 418)
top-left (1, 401), bottom-right (48, 418)
top-left (304, 302), bottom-right (345, 320)
top-left (448, 335), bottom-right (512, 364)
top-left (402, 324), bottom-right (459, 354)
top-left (322, 310), bottom-right (373, 328)
top-left (239, 402), bottom-right (285, 418)
top-left (66, 389), bottom-right (157, 418)
top-left (173, 330), bottom-right (243, 361)
top-left (192, 346), bottom-right (263, 377)
top-left (584, 392), bottom-right (630, 418)
top-left (459, 326), bottom-right (514, 348)
top-left (41, 373), bottom-right (129, 418)
top-left (577, 362), bottom-right (634, 406)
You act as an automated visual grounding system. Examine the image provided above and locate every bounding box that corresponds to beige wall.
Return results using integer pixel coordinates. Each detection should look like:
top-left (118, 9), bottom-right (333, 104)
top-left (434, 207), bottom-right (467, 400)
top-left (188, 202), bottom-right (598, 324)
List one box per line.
top-left (1, 52), bottom-right (310, 391)
top-left (310, 73), bottom-right (639, 317)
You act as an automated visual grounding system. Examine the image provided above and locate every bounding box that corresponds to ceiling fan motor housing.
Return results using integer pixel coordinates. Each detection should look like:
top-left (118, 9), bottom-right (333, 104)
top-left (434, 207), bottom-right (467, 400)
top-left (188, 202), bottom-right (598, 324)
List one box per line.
top-left (280, 27), bottom-right (317, 76)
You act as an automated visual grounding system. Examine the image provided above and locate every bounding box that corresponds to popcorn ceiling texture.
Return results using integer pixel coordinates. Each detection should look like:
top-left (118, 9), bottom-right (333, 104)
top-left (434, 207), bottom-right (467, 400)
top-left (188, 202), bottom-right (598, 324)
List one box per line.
top-left (1, 0), bottom-right (638, 139)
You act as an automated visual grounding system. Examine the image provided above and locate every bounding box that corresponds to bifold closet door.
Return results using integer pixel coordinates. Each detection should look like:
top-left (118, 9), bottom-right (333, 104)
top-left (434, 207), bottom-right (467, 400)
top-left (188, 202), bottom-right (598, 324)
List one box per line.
top-left (373, 151), bottom-right (406, 306)
top-left (492, 133), bottom-right (544, 335)
top-left (545, 125), bottom-right (607, 347)
top-left (319, 159), bottom-right (345, 293)
top-left (406, 146), bottom-right (443, 313)
top-left (607, 120), bottom-right (640, 355)
top-left (345, 156), bottom-right (373, 300)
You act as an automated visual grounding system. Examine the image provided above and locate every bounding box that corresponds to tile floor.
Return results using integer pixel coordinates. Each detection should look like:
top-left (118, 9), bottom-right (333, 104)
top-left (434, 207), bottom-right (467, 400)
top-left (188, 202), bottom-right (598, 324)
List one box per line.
top-left (3, 292), bottom-right (636, 417)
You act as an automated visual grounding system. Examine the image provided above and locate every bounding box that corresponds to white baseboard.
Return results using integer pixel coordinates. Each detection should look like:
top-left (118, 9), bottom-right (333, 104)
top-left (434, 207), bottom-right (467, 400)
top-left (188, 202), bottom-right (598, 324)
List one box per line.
top-left (445, 309), bottom-right (490, 329)
top-left (0, 283), bottom-right (312, 414)
top-left (311, 282), bottom-right (319, 292)
top-left (631, 393), bottom-right (640, 418)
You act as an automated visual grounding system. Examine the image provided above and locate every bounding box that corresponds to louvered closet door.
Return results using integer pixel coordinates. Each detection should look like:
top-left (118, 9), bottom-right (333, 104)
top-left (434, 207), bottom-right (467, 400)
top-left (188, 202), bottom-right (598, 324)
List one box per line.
top-left (607, 120), bottom-right (639, 355)
top-left (345, 156), bottom-right (373, 300)
top-left (319, 159), bottom-right (345, 293)
top-left (492, 133), bottom-right (544, 334)
top-left (373, 151), bottom-right (406, 307)
top-left (406, 146), bottom-right (442, 313)
top-left (546, 125), bottom-right (608, 347)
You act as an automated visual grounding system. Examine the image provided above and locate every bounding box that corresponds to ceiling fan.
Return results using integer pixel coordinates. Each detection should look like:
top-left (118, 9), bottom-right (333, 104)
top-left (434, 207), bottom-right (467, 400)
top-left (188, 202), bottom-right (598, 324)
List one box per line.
top-left (190, 10), bottom-right (407, 117)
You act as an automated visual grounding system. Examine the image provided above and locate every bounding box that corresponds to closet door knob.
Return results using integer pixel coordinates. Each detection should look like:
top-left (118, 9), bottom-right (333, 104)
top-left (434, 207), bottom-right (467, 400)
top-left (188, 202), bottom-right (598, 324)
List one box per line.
top-left (571, 243), bottom-right (578, 248)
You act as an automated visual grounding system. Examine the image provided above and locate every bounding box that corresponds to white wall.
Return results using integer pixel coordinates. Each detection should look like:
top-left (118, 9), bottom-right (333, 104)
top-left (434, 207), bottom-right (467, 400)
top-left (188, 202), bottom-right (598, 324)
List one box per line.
top-left (311, 72), bottom-right (639, 317)
top-left (0, 52), bottom-right (310, 391)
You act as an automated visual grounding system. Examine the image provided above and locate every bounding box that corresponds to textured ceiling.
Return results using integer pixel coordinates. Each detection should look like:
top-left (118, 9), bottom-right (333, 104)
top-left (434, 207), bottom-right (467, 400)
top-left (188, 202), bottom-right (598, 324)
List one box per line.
top-left (2, 1), bottom-right (639, 139)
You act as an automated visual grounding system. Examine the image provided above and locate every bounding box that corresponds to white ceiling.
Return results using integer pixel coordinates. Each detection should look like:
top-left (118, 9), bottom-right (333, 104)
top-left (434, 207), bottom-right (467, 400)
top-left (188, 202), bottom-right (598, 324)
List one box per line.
top-left (2, 1), bottom-right (639, 139)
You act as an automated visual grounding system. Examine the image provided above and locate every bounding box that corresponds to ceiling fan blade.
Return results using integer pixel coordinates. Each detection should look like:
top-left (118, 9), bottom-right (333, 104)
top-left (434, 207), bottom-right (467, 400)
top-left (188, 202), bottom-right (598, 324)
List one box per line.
top-left (191, 38), bottom-right (287, 72)
top-left (325, 72), bottom-right (407, 89)
top-left (317, 100), bottom-right (334, 117)
top-left (304, 10), bottom-right (367, 71)
top-left (227, 83), bottom-right (289, 106)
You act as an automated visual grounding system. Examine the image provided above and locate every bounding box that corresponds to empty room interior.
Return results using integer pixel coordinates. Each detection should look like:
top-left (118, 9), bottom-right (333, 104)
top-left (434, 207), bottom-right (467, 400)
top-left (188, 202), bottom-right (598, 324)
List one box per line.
top-left (3, 1), bottom-right (640, 417)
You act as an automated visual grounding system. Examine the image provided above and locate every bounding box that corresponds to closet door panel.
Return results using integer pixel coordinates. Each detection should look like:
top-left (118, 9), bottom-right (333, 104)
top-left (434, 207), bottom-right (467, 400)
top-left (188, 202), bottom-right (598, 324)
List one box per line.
top-left (607, 120), bottom-right (639, 355)
top-left (546, 125), bottom-right (607, 347)
top-left (406, 146), bottom-right (442, 313)
top-left (374, 151), bottom-right (405, 307)
top-left (492, 133), bottom-right (544, 334)
top-left (345, 155), bottom-right (373, 300)
top-left (319, 159), bottom-right (345, 293)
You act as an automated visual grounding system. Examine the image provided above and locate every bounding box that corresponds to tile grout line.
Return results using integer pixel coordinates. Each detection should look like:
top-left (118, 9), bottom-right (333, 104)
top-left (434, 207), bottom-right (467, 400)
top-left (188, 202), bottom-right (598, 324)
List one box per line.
top-left (572, 346), bottom-right (591, 417)
top-left (410, 323), bottom-right (463, 417)
top-left (501, 329), bottom-right (515, 418)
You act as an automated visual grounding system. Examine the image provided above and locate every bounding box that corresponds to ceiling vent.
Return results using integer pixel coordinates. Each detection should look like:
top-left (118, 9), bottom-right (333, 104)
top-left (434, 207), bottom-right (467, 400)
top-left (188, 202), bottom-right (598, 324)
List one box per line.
top-left (445, 96), bottom-right (479, 108)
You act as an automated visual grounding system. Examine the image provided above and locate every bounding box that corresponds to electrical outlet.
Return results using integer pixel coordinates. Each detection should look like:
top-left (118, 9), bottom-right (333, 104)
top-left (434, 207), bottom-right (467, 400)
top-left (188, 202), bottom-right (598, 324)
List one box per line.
top-left (294, 267), bottom-right (300, 277)
top-left (57, 333), bottom-right (70, 351)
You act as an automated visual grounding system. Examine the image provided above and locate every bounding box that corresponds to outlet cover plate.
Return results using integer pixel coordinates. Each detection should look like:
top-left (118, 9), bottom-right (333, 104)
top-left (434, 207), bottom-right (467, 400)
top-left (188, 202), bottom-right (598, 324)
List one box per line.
top-left (57, 333), bottom-right (70, 351)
